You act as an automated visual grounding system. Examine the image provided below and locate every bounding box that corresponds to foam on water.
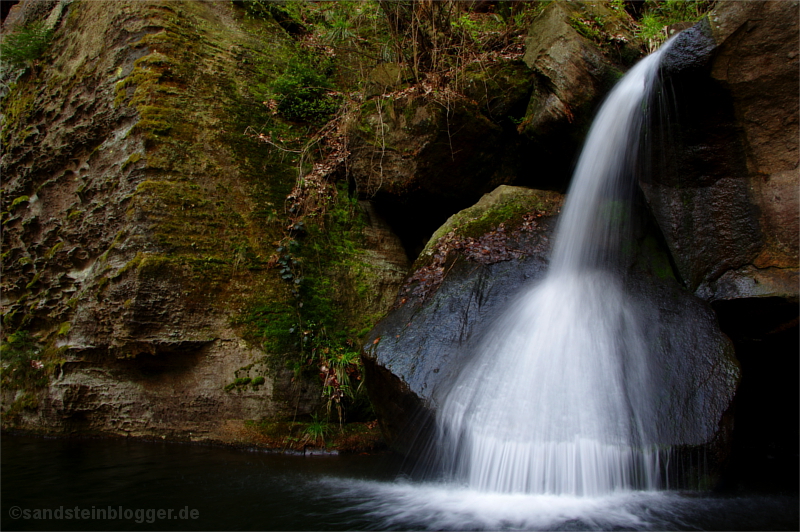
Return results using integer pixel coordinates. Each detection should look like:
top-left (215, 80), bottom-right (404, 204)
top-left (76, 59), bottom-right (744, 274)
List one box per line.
top-left (317, 476), bottom-right (798, 531)
top-left (329, 479), bottom-right (655, 530)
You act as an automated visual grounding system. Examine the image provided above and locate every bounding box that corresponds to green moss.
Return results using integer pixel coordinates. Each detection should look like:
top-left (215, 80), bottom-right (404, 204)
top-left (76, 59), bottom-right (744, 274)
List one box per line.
top-left (44, 242), bottom-right (64, 260)
top-left (56, 322), bottom-right (71, 336)
top-left (98, 230), bottom-right (126, 263)
top-left (96, 276), bottom-right (109, 291)
top-left (121, 152), bottom-right (143, 170)
top-left (10, 196), bottom-right (30, 210)
top-left (236, 182), bottom-right (385, 420)
top-left (114, 253), bottom-right (145, 278)
top-left (108, 0), bottom-right (301, 280)
top-left (137, 254), bottom-right (177, 276)
top-left (237, 301), bottom-right (299, 353)
top-left (422, 186), bottom-right (562, 257)
top-left (25, 272), bottom-right (42, 290)
top-left (570, 14), bottom-right (605, 41)
top-left (1, 82), bottom-right (37, 146)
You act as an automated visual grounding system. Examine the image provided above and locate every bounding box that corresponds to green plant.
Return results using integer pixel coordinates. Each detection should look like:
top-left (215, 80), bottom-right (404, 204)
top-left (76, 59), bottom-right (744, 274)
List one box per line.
top-left (0, 330), bottom-right (47, 390)
top-left (0, 21), bottom-right (53, 69)
top-left (319, 344), bottom-right (363, 421)
top-left (270, 56), bottom-right (341, 124)
top-left (570, 15), bottom-right (605, 41)
top-left (302, 415), bottom-right (329, 446)
top-left (635, 0), bottom-right (715, 51)
top-left (322, 10), bottom-right (356, 44)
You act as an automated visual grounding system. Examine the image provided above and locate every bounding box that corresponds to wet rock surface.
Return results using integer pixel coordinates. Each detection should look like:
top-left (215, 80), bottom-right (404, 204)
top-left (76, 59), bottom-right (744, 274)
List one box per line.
top-left (363, 186), bottom-right (739, 462)
top-left (642, 2), bottom-right (799, 300)
top-left (642, 2), bottom-right (799, 491)
top-left (363, 186), bottom-right (563, 445)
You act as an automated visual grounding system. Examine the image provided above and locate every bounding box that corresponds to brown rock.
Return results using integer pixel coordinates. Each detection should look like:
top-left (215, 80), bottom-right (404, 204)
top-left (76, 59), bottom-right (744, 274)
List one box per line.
top-left (1, 0), bottom-right (406, 443)
top-left (710, 0), bottom-right (799, 272)
top-left (520, 1), bottom-right (639, 138)
top-left (641, 4), bottom-right (799, 300)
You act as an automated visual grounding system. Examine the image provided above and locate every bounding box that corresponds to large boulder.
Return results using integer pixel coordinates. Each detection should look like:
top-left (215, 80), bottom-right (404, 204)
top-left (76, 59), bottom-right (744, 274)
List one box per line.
top-left (644, 2), bottom-right (799, 490)
top-left (641, 3), bottom-right (799, 302)
top-left (363, 186), bottom-right (563, 443)
top-left (363, 185), bottom-right (739, 476)
top-left (520, 1), bottom-right (640, 139)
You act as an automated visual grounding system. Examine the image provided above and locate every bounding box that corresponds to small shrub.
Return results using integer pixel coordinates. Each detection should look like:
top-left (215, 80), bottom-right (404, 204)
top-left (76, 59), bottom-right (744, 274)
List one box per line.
top-left (271, 57), bottom-right (341, 124)
top-left (0, 21), bottom-right (53, 69)
top-left (302, 415), bottom-right (329, 446)
top-left (0, 330), bottom-right (47, 390)
top-left (321, 10), bottom-right (356, 44)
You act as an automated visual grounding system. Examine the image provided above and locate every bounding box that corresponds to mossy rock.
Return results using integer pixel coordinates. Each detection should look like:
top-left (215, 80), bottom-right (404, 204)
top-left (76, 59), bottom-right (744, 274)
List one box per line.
top-left (519, 1), bottom-right (641, 141)
top-left (419, 185), bottom-right (562, 261)
top-left (460, 59), bottom-right (535, 120)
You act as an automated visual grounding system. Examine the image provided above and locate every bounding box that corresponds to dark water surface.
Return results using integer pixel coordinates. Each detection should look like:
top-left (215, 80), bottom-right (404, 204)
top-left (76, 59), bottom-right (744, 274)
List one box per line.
top-left (2, 433), bottom-right (797, 531)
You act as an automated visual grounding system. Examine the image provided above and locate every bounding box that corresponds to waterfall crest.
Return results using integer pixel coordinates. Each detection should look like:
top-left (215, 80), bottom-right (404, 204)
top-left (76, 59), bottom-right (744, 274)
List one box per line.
top-left (434, 43), bottom-right (674, 496)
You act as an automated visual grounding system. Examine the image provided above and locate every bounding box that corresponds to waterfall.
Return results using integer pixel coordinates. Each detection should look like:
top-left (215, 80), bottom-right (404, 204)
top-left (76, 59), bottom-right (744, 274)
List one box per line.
top-left (434, 44), bottom-right (675, 496)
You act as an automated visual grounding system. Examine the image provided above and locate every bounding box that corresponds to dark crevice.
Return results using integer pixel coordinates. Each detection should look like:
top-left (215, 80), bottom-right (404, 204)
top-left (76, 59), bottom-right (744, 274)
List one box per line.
top-left (713, 297), bottom-right (800, 493)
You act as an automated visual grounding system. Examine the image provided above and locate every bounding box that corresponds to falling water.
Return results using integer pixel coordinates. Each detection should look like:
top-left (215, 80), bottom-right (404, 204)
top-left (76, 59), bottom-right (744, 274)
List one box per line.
top-left (434, 44), bottom-right (674, 496)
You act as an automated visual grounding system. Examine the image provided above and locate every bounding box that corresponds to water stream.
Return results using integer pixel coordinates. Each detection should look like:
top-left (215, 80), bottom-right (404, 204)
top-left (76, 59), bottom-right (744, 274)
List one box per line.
top-left (432, 42), bottom-right (673, 496)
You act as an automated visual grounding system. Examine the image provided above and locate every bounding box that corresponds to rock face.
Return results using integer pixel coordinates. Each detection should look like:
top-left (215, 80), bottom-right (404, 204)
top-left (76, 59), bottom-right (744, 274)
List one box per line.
top-left (363, 185), bottom-right (739, 469)
top-left (362, 3), bottom-right (796, 489)
top-left (347, 60), bottom-right (537, 257)
top-left (516, 1), bottom-right (642, 186)
top-left (645, 2), bottom-right (799, 490)
top-left (1, 1), bottom-right (793, 483)
top-left (0, 0), bottom-right (405, 441)
top-left (520, 1), bottom-right (639, 140)
top-left (363, 186), bottom-right (564, 444)
top-left (347, 2), bottom-right (645, 258)
top-left (642, 3), bottom-right (799, 301)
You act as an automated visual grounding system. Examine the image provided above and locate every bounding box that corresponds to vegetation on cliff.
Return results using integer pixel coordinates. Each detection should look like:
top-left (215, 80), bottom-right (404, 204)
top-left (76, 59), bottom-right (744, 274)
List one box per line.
top-left (0, 0), bottom-right (719, 447)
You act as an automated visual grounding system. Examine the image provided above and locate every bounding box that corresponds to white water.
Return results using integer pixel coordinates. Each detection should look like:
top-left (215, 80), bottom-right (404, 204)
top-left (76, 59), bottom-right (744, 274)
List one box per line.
top-left (434, 46), bottom-right (672, 496)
